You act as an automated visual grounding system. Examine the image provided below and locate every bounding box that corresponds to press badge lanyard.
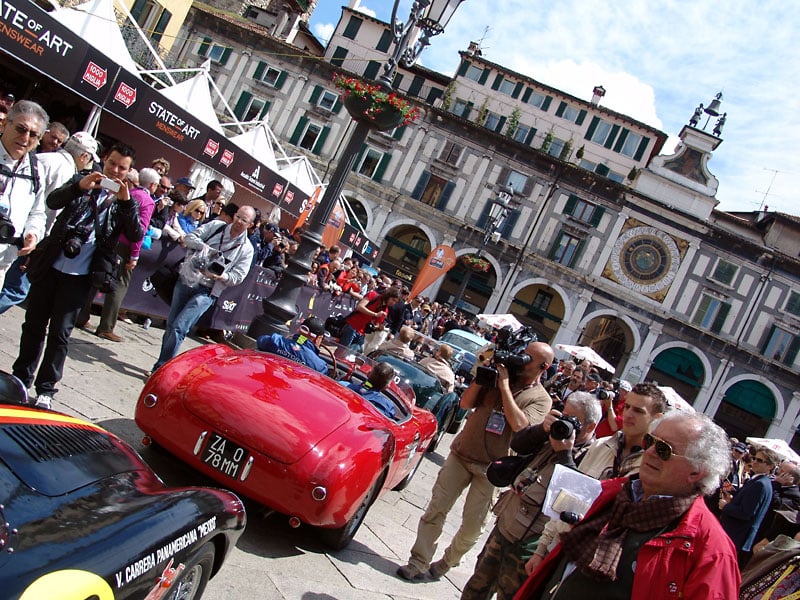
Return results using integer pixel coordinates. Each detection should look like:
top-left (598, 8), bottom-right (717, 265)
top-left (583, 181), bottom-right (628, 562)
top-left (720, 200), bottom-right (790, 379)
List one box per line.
top-left (486, 383), bottom-right (536, 436)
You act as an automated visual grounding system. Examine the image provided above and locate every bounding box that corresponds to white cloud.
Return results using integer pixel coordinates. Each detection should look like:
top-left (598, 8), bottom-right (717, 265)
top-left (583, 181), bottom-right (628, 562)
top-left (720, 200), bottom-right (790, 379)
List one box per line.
top-left (313, 22), bottom-right (335, 44)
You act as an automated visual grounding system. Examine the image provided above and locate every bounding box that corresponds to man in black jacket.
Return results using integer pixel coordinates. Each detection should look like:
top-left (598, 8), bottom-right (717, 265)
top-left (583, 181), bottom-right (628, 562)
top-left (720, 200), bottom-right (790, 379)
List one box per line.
top-left (13, 142), bottom-right (142, 409)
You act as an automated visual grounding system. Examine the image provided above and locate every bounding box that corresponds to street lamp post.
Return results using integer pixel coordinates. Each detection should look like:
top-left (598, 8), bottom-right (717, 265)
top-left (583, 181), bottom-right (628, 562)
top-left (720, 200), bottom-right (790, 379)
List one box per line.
top-left (452, 185), bottom-right (514, 311)
top-left (248, 0), bottom-right (464, 338)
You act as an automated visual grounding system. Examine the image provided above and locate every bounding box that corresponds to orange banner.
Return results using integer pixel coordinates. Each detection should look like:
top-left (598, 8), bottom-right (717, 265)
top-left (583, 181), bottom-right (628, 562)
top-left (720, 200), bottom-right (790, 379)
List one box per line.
top-left (321, 200), bottom-right (347, 249)
top-left (410, 245), bottom-right (457, 299)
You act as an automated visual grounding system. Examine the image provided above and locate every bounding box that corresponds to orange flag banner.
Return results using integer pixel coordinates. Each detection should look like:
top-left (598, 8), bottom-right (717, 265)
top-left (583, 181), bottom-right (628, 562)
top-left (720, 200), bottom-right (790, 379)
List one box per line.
top-left (321, 200), bottom-right (347, 249)
top-left (410, 245), bottom-right (457, 299)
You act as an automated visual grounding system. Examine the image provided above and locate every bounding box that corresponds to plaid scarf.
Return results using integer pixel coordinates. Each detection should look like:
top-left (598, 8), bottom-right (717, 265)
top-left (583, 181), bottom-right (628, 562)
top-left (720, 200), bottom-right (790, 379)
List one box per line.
top-left (560, 481), bottom-right (696, 580)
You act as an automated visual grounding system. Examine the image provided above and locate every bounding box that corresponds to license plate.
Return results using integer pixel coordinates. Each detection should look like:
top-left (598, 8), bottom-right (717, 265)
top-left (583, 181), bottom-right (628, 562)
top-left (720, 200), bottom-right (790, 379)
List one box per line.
top-left (202, 432), bottom-right (248, 479)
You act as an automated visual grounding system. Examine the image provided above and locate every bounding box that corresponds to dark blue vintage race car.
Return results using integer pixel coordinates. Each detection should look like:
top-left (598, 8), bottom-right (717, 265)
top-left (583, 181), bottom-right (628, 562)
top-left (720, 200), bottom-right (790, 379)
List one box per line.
top-left (0, 373), bottom-right (246, 600)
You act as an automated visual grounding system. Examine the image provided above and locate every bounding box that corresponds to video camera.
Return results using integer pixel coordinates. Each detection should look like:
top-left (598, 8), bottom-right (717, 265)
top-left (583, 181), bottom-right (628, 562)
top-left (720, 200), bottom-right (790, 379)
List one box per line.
top-left (475, 325), bottom-right (537, 387)
top-left (0, 214), bottom-right (22, 247)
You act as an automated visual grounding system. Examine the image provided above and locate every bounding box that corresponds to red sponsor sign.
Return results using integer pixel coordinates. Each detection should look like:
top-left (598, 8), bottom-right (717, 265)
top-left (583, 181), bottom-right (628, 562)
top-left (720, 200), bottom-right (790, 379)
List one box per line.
top-left (203, 139), bottom-right (219, 158)
top-left (272, 182), bottom-right (284, 197)
top-left (284, 190), bottom-right (294, 205)
top-left (221, 149), bottom-right (234, 167)
top-left (113, 82), bottom-right (136, 108)
top-left (83, 61), bottom-right (107, 90)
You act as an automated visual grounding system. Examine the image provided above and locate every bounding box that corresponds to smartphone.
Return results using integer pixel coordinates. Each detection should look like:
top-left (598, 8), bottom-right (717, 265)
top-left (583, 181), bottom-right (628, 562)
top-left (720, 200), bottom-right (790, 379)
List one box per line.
top-left (99, 176), bottom-right (121, 193)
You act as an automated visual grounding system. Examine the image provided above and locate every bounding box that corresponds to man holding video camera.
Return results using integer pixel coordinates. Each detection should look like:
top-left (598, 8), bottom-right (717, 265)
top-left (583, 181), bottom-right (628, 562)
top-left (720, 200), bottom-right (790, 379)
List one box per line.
top-left (13, 142), bottom-right (142, 409)
top-left (396, 340), bottom-right (554, 582)
top-left (461, 392), bottom-right (601, 600)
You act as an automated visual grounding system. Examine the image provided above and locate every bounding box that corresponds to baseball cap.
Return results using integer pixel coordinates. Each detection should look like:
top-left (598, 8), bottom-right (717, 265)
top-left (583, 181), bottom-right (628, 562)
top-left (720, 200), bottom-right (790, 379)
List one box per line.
top-left (618, 380), bottom-right (632, 392)
top-left (302, 316), bottom-right (325, 336)
top-left (70, 131), bottom-right (100, 163)
top-left (175, 176), bottom-right (195, 189)
top-left (264, 223), bottom-right (279, 233)
top-left (587, 373), bottom-right (602, 383)
top-left (732, 442), bottom-right (747, 453)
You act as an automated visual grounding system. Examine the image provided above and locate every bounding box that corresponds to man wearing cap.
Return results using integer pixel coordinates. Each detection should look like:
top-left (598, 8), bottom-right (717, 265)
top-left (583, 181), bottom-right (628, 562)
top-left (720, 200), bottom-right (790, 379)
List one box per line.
top-left (257, 316), bottom-right (329, 375)
top-left (173, 176), bottom-right (195, 198)
top-left (0, 130), bottom-right (99, 315)
top-left (38, 122), bottom-right (70, 154)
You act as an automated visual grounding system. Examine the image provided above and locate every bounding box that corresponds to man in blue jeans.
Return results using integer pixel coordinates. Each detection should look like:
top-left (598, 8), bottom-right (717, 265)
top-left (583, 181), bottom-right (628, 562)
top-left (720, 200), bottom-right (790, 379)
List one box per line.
top-left (149, 206), bottom-right (255, 375)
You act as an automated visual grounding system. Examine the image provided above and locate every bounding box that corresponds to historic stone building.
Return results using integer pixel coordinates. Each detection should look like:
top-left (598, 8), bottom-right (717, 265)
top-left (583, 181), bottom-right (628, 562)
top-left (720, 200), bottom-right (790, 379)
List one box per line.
top-left (165, 2), bottom-right (799, 446)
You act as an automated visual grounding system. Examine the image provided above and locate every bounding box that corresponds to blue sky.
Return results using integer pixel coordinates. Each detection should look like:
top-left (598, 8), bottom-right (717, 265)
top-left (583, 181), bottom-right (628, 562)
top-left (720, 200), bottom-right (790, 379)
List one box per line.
top-left (309, 1), bottom-right (799, 216)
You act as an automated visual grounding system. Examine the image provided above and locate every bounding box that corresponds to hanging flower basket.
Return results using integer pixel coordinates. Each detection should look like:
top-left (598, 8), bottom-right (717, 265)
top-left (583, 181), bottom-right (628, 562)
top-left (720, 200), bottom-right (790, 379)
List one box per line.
top-left (461, 255), bottom-right (491, 273)
top-left (333, 74), bottom-right (421, 131)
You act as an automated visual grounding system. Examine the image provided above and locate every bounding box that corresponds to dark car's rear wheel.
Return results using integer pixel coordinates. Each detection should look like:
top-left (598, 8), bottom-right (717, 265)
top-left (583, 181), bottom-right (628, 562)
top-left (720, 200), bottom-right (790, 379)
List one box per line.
top-left (164, 542), bottom-right (215, 600)
top-left (320, 475), bottom-right (383, 550)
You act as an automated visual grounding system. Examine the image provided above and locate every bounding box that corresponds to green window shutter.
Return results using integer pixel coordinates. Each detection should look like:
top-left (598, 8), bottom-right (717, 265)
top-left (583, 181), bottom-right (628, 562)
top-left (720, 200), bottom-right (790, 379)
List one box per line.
top-left (309, 85), bottom-right (322, 104)
top-left (312, 126), bottom-right (329, 155)
top-left (392, 125), bottom-right (406, 141)
top-left (363, 60), bottom-right (380, 80)
top-left (457, 60), bottom-right (470, 76)
top-left (576, 109), bottom-right (587, 126)
top-left (332, 97), bottom-right (342, 114)
top-left (569, 239), bottom-right (586, 268)
top-left (233, 91), bottom-right (252, 120)
top-left (604, 124), bottom-right (620, 149)
top-left (595, 164), bottom-right (610, 176)
top-left (564, 194), bottom-right (578, 215)
top-left (479, 68), bottom-right (491, 85)
top-left (512, 82), bottom-right (524, 98)
top-left (343, 15), bottom-right (362, 39)
top-left (496, 116), bottom-right (506, 133)
top-left (541, 96), bottom-right (552, 111)
top-left (502, 209), bottom-right (520, 239)
top-left (784, 336), bottom-right (800, 366)
top-left (253, 61), bottom-right (266, 80)
top-left (589, 205), bottom-right (605, 226)
top-left (710, 302), bottom-right (731, 334)
top-left (436, 181), bottom-right (455, 210)
top-left (408, 75), bottom-right (424, 97)
top-left (331, 46), bottom-right (347, 67)
top-left (289, 116), bottom-right (308, 145)
top-left (352, 144), bottom-right (367, 171)
top-left (633, 137), bottom-right (650, 161)
top-left (547, 234), bottom-right (562, 260)
top-left (219, 46), bottom-right (232, 66)
top-left (491, 74), bottom-right (503, 90)
top-left (374, 153), bottom-right (391, 182)
top-left (462, 102), bottom-right (473, 119)
top-left (151, 9), bottom-right (171, 44)
top-left (613, 128), bottom-right (630, 153)
top-left (392, 73), bottom-right (404, 89)
top-left (259, 101), bottom-right (271, 119)
top-left (377, 29), bottom-right (392, 52)
top-left (476, 202), bottom-right (492, 229)
top-left (274, 71), bottom-right (287, 89)
top-left (761, 326), bottom-right (776, 354)
top-left (524, 127), bottom-right (537, 145)
top-left (198, 36), bottom-right (211, 57)
top-left (585, 116), bottom-right (600, 140)
top-left (522, 87), bottom-right (532, 103)
top-left (411, 170), bottom-right (431, 200)
top-left (427, 88), bottom-right (443, 104)
top-left (130, 0), bottom-right (147, 21)
top-left (555, 101), bottom-right (567, 117)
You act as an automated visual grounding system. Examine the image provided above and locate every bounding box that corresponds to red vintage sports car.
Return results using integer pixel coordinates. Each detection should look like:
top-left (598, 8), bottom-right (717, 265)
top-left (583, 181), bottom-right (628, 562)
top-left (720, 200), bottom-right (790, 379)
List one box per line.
top-left (135, 343), bottom-right (438, 549)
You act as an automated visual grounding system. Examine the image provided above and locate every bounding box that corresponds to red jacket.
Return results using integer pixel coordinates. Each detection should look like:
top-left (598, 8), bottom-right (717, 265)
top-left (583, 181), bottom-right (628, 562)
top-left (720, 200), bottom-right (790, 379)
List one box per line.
top-left (514, 477), bottom-right (740, 600)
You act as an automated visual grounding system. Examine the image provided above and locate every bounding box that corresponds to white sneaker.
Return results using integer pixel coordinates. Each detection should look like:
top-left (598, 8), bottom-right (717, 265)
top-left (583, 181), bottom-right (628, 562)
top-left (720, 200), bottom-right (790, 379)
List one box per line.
top-left (34, 394), bottom-right (53, 410)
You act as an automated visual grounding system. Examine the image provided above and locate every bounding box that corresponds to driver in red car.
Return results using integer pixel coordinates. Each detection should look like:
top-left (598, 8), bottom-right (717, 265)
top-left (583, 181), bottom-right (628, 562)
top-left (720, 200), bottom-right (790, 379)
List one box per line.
top-left (257, 316), bottom-right (329, 375)
top-left (346, 361), bottom-right (396, 420)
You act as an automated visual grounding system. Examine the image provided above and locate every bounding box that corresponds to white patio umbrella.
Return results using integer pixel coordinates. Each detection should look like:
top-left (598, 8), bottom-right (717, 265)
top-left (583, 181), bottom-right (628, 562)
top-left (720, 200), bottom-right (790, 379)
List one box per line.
top-left (555, 344), bottom-right (615, 373)
top-left (658, 387), bottom-right (696, 413)
top-left (745, 437), bottom-right (800, 463)
top-left (477, 313), bottom-right (524, 331)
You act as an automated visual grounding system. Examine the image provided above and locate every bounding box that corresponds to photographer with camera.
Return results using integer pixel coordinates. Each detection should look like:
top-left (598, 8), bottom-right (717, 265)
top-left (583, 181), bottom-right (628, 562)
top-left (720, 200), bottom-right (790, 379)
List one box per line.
top-left (149, 206), bottom-right (255, 375)
top-left (594, 379), bottom-right (631, 439)
top-left (461, 392), bottom-right (600, 600)
top-left (0, 101), bottom-right (49, 289)
top-left (396, 340), bottom-right (554, 582)
top-left (12, 142), bottom-right (143, 409)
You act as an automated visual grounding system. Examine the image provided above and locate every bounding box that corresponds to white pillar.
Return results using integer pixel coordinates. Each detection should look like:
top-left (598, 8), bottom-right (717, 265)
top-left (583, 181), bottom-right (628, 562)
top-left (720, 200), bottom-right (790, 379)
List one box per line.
top-left (623, 323), bottom-right (662, 382)
top-left (590, 210), bottom-right (628, 278)
top-left (662, 239), bottom-right (700, 310)
top-left (552, 289), bottom-right (593, 347)
top-left (766, 391), bottom-right (800, 441)
top-left (696, 358), bottom-right (732, 416)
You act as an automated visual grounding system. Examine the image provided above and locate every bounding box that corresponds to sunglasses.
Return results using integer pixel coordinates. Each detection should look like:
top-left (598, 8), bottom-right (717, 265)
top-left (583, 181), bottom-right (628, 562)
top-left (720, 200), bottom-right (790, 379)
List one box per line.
top-left (752, 457), bottom-right (771, 465)
top-left (12, 123), bottom-right (42, 141)
top-left (192, 209), bottom-right (204, 214)
top-left (643, 432), bottom-right (686, 461)
top-left (213, 201), bottom-right (225, 207)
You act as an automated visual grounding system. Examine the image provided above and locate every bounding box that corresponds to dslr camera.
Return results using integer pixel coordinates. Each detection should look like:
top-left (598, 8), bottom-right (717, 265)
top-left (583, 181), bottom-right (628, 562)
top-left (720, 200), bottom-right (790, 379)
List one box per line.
top-left (550, 415), bottom-right (582, 440)
top-left (62, 223), bottom-right (93, 258)
top-left (0, 214), bottom-right (22, 247)
top-left (597, 388), bottom-right (614, 401)
top-left (191, 250), bottom-right (227, 277)
top-left (475, 325), bottom-right (538, 387)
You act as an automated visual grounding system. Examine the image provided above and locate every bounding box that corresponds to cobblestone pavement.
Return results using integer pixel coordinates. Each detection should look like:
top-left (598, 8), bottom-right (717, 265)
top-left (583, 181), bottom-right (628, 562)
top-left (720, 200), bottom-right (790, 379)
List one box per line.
top-left (0, 306), bottom-right (492, 599)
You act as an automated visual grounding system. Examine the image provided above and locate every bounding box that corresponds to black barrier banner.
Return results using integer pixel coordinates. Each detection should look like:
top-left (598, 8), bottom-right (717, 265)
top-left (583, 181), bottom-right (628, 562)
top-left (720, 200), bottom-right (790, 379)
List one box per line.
top-left (0, 0), bottom-right (118, 106)
top-left (341, 222), bottom-right (380, 264)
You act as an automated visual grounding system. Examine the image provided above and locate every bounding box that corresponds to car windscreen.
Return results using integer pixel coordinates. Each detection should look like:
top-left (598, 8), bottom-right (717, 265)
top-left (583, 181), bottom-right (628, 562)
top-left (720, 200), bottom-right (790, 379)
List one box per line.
top-left (441, 331), bottom-right (486, 355)
top-left (374, 355), bottom-right (441, 404)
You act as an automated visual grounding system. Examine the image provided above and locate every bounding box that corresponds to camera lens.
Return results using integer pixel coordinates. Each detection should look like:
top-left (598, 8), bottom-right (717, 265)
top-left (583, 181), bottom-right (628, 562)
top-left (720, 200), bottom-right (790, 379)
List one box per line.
top-left (63, 238), bottom-right (82, 258)
top-left (550, 418), bottom-right (573, 440)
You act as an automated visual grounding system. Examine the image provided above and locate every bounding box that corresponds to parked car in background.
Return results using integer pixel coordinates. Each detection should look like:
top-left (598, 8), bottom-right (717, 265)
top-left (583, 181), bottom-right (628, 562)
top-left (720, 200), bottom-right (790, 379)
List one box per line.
top-left (439, 328), bottom-right (493, 382)
top-left (136, 344), bottom-right (438, 550)
top-left (0, 372), bottom-right (246, 600)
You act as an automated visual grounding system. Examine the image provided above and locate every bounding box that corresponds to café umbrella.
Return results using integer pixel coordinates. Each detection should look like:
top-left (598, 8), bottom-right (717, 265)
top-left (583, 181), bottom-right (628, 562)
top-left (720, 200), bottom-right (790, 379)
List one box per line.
top-left (555, 344), bottom-right (615, 374)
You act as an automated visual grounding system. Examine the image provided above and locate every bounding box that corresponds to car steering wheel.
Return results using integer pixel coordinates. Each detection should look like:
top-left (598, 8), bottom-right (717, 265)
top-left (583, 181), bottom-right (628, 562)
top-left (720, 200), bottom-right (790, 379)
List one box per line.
top-left (319, 344), bottom-right (338, 378)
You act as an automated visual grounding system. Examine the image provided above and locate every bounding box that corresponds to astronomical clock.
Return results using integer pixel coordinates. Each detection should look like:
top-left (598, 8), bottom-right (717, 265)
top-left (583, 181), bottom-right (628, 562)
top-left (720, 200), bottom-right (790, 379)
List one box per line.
top-left (603, 219), bottom-right (688, 302)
